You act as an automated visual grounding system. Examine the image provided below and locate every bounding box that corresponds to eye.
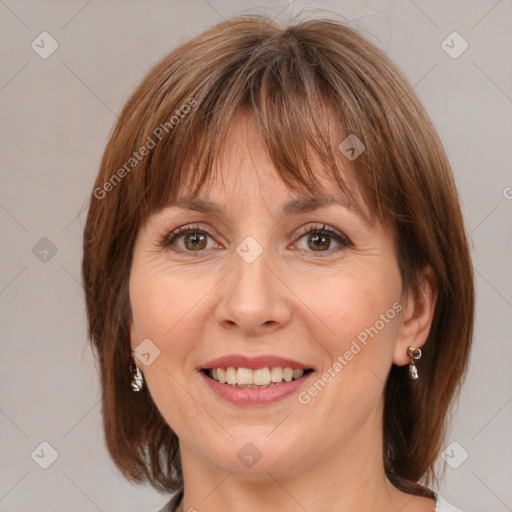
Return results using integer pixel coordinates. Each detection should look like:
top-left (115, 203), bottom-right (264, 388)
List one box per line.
top-left (160, 223), bottom-right (351, 255)
top-left (292, 224), bottom-right (351, 255)
top-left (160, 225), bottom-right (218, 252)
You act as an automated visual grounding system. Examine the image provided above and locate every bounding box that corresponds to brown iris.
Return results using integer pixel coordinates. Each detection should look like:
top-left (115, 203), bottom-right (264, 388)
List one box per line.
top-left (184, 231), bottom-right (207, 251)
top-left (308, 233), bottom-right (330, 251)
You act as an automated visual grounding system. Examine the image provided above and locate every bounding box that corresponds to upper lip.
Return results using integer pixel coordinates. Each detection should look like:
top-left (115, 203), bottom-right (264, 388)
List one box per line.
top-left (200, 354), bottom-right (314, 371)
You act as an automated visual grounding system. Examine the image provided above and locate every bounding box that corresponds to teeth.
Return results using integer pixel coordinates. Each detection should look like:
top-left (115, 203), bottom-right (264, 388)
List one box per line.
top-left (270, 367), bottom-right (283, 382)
top-left (253, 368), bottom-right (271, 385)
top-left (208, 366), bottom-right (305, 387)
top-left (236, 367), bottom-right (253, 385)
top-left (226, 367), bottom-right (237, 385)
top-left (283, 368), bottom-right (293, 382)
top-left (293, 368), bottom-right (303, 379)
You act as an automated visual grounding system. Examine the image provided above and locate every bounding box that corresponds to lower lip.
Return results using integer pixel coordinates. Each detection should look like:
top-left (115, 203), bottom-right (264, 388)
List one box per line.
top-left (200, 370), bottom-right (315, 406)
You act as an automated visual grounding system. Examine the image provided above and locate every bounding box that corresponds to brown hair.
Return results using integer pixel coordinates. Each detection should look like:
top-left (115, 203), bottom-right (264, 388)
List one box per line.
top-left (82, 14), bottom-right (474, 496)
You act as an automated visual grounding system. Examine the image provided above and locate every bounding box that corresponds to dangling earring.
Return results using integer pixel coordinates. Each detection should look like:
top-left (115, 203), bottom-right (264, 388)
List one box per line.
top-left (130, 364), bottom-right (144, 392)
top-left (407, 346), bottom-right (422, 380)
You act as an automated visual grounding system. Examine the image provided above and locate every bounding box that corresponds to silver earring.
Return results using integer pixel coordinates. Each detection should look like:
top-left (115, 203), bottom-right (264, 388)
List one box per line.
top-left (407, 346), bottom-right (422, 380)
top-left (130, 364), bottom-right (144, 392)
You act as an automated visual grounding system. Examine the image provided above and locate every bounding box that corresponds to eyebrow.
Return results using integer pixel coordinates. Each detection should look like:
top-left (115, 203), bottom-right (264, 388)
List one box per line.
top-left (167, 194), bottom-right (353, 217)
top-left (164, 194), bottom-right (374, 230)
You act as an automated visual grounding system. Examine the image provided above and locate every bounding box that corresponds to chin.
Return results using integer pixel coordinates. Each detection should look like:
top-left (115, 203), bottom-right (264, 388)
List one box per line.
top-left (199, 431), bottom-right (306, 476)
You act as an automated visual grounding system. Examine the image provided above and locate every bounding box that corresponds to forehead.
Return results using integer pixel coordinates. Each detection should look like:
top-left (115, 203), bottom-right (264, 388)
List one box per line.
top-left (163, 166), bottom-right (373, 231)
top-left (147, 106), bottom-right (379, 234)
top-left (170, 110), bottom-right (362, 210)
top-left (168, 170), bottom-right (364, 226)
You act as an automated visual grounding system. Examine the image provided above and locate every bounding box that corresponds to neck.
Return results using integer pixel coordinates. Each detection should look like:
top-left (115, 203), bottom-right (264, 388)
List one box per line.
top-left (175, 406), bottom-right (428, 512)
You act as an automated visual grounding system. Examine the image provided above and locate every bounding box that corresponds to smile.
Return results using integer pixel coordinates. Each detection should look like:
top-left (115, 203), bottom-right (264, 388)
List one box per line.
top-left (203, 366), bottom-right (314, 388)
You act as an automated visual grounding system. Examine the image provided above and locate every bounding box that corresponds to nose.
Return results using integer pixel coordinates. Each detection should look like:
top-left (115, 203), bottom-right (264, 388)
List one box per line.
top-left (215, 242), bottom-right (292, 337)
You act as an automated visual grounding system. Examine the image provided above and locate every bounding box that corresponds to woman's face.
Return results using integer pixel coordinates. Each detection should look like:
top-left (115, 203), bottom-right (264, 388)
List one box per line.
top-left (127, 110), bottom-right (424, 479)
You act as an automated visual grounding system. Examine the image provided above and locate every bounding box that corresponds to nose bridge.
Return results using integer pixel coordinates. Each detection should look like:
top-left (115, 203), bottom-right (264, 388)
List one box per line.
top-left (215, 232), bottom-right (291, 334)
top-left (231, 235), bottom-right (275, 309)
top-left (234, 236), bottom-right (271, 293)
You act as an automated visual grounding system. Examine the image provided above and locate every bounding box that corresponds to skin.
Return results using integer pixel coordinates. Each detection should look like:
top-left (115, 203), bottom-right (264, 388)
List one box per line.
top-left (127, 110), bottom-right (437, 512)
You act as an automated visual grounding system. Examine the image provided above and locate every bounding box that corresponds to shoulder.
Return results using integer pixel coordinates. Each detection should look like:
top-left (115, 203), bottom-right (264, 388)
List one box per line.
top-left (435, 494), bottom-right (462, 512)
top-left (154, 489), bottom-right (183, 512)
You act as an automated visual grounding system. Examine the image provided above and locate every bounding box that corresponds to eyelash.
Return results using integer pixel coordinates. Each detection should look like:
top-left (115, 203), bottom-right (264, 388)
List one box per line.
top-left (160, 223), bottom-right (351, 256)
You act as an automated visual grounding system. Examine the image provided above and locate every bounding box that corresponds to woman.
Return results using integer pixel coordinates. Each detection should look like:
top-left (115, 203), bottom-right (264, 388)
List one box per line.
top-left (82, 14), bottom-right (474, 512)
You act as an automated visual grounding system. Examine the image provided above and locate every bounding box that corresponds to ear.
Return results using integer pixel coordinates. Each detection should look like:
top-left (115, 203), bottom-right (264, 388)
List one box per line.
top-left (393, 265), bottom-right (438, 366)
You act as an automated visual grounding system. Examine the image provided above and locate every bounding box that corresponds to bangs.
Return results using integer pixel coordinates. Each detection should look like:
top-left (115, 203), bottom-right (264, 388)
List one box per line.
top-left (130, 18), bottom-right (385, 228)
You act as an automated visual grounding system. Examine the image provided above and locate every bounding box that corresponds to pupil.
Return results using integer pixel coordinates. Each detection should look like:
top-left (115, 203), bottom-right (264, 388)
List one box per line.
top-left (186, 232), bottom-right (206, 250)
top-left (310, 234), bottom-right (329, 251)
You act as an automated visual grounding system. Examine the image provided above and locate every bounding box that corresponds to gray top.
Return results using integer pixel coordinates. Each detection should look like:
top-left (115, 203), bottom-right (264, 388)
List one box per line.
top-left (155, 490), bottom-right (461, 512)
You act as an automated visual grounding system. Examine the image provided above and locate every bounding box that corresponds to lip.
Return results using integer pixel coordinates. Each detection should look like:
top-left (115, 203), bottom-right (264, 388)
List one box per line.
top-left (200, 354), bottom-right (313, 371)
top-left (199, 369), bottom-right (315, 406)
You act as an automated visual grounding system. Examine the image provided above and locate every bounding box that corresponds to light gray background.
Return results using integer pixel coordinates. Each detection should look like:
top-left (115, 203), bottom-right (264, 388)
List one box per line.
top-left (1, 1), bottom-right (511, 511)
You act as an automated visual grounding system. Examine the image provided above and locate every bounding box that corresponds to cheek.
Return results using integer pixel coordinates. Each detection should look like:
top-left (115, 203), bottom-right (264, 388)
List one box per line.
top-left (308, 268), bottom-right (402, 373)
top-left (128, 266), bottom-right (217, 407)
top-left (313, 268), bottom-right (397, 326)
top-left (128, 271), bottom-right (206, 427)
top-left (129, 267), bottom-right (205, 346)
